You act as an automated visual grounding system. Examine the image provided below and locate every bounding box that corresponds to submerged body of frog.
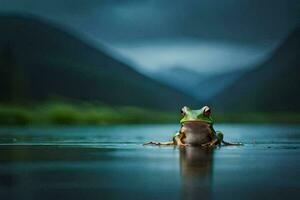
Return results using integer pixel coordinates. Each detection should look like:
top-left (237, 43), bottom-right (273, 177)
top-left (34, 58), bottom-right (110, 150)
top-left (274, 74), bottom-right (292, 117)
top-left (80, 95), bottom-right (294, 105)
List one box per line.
top-left (145, 106), bottom-right (241, 147)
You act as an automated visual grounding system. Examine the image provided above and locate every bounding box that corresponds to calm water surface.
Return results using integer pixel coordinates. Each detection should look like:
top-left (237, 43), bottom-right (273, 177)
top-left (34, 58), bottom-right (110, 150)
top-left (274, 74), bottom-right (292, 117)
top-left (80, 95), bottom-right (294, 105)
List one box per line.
top-left (0, 124), bottom-right (300, 200)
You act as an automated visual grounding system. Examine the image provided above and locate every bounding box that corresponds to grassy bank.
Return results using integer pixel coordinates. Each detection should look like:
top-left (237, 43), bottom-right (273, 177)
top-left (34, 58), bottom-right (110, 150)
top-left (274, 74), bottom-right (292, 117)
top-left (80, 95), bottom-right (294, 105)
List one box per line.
top-left (0, 102), bottom-right (178, 125)
top-left (0, 102), bottom-right (299, 125)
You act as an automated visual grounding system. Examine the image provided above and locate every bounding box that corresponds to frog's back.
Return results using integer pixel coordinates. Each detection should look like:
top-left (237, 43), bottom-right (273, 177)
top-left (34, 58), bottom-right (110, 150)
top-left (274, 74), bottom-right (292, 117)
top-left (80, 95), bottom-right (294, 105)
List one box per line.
top-left (182, 121), bottom-right (212, 145)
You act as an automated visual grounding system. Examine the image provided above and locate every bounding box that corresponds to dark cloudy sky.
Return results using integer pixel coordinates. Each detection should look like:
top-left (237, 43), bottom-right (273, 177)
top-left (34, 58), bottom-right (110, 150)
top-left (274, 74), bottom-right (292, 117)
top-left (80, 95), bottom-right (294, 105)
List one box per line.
top-left (1, 0), bottom-right (299, 73)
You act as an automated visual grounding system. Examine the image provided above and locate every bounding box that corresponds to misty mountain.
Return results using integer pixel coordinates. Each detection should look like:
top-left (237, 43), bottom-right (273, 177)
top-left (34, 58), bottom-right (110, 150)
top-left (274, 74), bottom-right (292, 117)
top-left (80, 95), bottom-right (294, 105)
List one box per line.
top-left (150, 67), bottom-right (206, 95)
top-left (151, 66), bottom-right (245, 100)
top-left (191, 69), bottom-right (246, 100)
top-left (211, 26), bottom-right (300, 112)
top-left (0, 14), bottom-right (198, 111)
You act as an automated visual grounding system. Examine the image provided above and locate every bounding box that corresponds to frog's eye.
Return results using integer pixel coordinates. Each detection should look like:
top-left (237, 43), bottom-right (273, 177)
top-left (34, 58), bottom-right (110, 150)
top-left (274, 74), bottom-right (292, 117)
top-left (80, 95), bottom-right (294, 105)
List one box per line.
top-left (180, 109), bottom-right (184, 116)
top-left (180, 108), bottom-right (186, 116)
top-left (203, 106), bottom-right (211, 117)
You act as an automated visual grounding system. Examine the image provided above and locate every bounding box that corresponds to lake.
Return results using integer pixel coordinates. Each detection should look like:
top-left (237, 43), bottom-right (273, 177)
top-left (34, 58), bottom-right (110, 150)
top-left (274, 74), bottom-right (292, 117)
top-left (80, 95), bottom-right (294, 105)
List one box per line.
top-left (0, 124), bottom-right (300, 200)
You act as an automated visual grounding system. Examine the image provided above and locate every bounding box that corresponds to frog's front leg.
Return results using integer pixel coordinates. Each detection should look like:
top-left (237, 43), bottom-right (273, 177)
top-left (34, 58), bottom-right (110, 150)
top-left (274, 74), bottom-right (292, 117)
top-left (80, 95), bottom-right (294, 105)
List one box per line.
top-left (173, 135), bottom-right (189, 147)
top-left (209, 131), bottom-right (243, 146)
top-left (201, 139), bottom-right (220, 147)
top-left (202, 131), bottom-right (223, 147)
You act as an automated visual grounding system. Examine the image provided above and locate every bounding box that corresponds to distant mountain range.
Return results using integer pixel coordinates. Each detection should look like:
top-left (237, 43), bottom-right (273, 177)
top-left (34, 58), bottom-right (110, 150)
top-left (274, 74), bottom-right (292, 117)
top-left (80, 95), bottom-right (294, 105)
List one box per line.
top-left (150, 67), bottom-right (206, 95)
top-left (190, 69), bottom-right (245, 100)
top-left (151, 66), bottom-right (245, 100)
top-left (151, 26), bottom-right (300, 113)
top-left (211, 26), bottom-right (300, 112)
top-left (0, 14), bottom-right (198, 111)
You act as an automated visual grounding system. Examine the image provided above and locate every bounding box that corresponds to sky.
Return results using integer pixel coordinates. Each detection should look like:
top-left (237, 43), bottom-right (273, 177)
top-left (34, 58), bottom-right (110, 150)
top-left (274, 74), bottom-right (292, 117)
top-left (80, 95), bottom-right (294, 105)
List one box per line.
top-left (0, 0), bottom-right (299, 74)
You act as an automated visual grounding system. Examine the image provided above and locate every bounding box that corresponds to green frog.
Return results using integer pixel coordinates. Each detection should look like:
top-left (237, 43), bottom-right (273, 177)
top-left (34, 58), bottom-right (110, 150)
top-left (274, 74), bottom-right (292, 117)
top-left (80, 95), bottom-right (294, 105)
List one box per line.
top-left (144, 106), bottom-right (241, 147)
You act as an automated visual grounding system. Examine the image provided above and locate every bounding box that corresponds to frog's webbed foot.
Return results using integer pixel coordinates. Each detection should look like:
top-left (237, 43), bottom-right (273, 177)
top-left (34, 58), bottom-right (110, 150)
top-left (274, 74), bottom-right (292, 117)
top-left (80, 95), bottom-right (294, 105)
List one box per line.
top-left (143, 141), bottom-right (175, 146)
top-left (144, 141), bottom-right (159, 145)
top-left (215, 130), bottom-right (243, 146)
top-left (222, 140), bottom-right (243, 146)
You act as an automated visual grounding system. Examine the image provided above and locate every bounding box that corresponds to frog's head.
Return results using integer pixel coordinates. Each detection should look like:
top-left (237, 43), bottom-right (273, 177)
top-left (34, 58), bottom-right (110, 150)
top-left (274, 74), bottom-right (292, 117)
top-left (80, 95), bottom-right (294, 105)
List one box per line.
top-left (180, 105), bottom-right (213, 124)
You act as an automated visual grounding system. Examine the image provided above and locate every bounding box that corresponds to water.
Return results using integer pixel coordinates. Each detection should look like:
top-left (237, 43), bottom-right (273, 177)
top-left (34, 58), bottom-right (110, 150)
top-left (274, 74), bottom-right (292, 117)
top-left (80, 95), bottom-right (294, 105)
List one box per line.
top-left (0, 124), bottom-right (300, 200)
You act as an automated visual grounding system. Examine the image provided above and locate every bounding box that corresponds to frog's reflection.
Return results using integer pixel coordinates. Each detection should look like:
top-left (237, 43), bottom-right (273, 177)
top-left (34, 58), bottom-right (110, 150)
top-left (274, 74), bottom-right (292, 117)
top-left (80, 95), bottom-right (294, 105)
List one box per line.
top-left (180, 147), bottom-right (213, 200)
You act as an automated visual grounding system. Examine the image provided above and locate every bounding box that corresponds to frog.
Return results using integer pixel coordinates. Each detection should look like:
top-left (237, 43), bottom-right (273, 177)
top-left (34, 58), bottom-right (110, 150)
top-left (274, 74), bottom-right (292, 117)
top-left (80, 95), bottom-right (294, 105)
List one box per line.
top-left (144, 106), bottom-right (241, 147)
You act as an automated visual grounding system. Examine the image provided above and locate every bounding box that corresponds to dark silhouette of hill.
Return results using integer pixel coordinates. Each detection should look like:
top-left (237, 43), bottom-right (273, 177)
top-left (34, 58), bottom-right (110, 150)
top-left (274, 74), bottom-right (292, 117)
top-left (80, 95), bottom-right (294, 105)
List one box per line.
top-left (211, 26), bottom-right (300, 112)
top-left (0, 14), bottom-right (198, 110)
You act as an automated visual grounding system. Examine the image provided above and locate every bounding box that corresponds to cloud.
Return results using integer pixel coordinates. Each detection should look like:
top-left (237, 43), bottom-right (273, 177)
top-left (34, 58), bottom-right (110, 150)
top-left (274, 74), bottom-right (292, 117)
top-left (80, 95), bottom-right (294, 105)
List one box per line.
top-left (1, 0), bottom-right (298, 43)
top-left (111, 39), bottom-right (273, 73)
top-left (0, 0), bottom-right (298, 73)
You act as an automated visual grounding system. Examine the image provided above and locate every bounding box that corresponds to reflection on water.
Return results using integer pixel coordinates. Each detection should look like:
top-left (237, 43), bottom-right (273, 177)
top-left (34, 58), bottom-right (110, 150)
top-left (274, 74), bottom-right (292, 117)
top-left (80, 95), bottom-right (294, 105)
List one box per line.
top-left (180, 147), bottom-right (213, 200)
top-left (0, 124), bottom-right (300, 200)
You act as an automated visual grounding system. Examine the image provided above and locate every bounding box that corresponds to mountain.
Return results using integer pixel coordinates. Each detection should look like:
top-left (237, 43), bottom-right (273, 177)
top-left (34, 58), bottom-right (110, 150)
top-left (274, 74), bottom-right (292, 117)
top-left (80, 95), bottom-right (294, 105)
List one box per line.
top-left (150, 67), bottom-right (206, 96)
top-left (211, 26), bottom-right (300, 112)
top-left (150, 66), bottom-right (245, 100)
top-left (191, 69), bottom-right (245, 100)
top-left (0, 14), bottom-right (198, 111)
